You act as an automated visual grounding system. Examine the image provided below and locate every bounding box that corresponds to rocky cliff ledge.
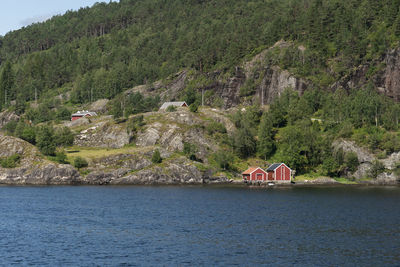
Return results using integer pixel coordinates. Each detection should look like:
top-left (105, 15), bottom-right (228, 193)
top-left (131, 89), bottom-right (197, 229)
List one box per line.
top-left (0, 134), bottom-right (81, 185)
top-left (0, 133), bottom-right (231, 185)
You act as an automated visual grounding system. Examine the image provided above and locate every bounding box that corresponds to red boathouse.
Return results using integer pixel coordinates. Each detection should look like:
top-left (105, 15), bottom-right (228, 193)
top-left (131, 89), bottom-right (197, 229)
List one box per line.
top-left (266, 163), bottom-right (292, 182)
top-left (242, 167), bottom-right (267, 182)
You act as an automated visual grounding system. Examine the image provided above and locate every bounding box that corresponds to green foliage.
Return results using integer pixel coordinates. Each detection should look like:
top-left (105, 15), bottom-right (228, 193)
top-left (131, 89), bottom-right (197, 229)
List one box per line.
top-left (257, 113), bottom-right (276, 160)
top-left (369, 160), bottom-right (385, 178)
top-left (21, 125), bottom-right (36, 144)
top-left (36, 125), bottom-right (56, 156)
top-left (54, 127), bottom-right (74, 147)
top-left (0, 0), bottom-right (399, 110)
top-left (56, 107), bottom-right (71, 121)
top-left (127, 115), bottom-right (145, 140)
top-left (189, 102), bottom-right (199, 113)
top-left (166, 105), bottom-right (177, 112)
top-left (111, 100), bottom-right (123, 119)
top-left (183, 142), bottom-right (198, 161)
top-left (239, 78), bottom-right (255, 97)
top-left (345, 152), bottom-right (359, 172)
top-left (54, 151), bottom-right (69, 164)
top-left (321, 156), bottom-right (340, 177)
top-left (206, 121), bottom-right (227, 135)
top-left (211, 150), bottom-right (234, 171)
top-left (0, 154), bottom-right (20, 168)
top-left (3, 121), bottom-right (18, 135)
top-left (74, 156), bottom-right (88, 169)
top-left (151, 149), bottom-right (162, 164)
top-left (124, 92), bottom-right (160, 117)
top-left (0, 61), bottom-right (15, 109)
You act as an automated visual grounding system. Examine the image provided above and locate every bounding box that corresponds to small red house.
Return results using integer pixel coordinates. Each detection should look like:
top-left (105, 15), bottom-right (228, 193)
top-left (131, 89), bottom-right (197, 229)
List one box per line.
top-left (71, 110), bottom-right (98, 121)
top-left (266, 163), bottom-right (292, 182)
top-left (242, 167), bottom-right (267, 182)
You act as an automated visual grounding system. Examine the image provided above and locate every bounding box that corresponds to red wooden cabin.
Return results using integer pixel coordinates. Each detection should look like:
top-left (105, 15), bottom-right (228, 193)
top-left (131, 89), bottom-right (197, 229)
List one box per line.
top-left (71, 110), bottom-right (97, 121)
top-left (266, 163), bottom-right (292, 182)
top-left (242, 167), bottom-right (267, 182)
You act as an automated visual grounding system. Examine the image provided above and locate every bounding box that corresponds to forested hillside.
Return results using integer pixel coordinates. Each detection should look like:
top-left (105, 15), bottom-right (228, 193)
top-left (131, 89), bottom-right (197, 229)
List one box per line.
top-left (0, 0), bottom-right (400, 182)
top-left (0, 0), bottom-right (400, 108)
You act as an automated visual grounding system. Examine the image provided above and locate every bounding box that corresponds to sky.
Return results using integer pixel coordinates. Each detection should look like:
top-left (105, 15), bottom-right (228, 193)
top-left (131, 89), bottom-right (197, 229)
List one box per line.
top-left (0, 0), bottom-right (111, 36)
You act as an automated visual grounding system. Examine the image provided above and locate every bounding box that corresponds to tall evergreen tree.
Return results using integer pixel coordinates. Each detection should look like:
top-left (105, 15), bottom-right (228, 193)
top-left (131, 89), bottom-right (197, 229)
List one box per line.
top-left (257, 113), bottom-right (276, 160)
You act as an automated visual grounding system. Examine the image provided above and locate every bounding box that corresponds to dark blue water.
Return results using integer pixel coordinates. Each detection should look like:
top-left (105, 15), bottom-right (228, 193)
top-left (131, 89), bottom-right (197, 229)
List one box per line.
top-left (0, 185), bottom-right (399, 266)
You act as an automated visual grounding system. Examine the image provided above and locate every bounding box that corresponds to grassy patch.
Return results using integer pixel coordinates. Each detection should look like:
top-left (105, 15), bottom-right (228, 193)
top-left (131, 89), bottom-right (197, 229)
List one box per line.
top-left (65, 146), bottom-right (152, 161)
top-left (294, 173), bottom-right (322, 182)
top-left (333, 177), bottom-right (358, 184)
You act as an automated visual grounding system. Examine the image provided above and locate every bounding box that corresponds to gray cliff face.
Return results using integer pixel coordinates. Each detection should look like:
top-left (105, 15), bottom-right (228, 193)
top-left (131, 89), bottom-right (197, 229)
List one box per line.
top-left (84, 155), bottom-right (230, 185)
top-left (74, 121), bottom-right (133, 148)
top-left (331, 47), bottom-right (400, 101)
top-left (0, 133), bottom-right (230, 185)
top-left (136, 109), bottom-right (217, 162)
top-left (199, 64), bottom-right (307, 108)
top-left (333, 139), bottom-right (399, 184)
top-left (0, 164), bottom-right (81, 185)
top-left (383, 47), bottom-right (400, 101)
top-left (0, 134), bottom-right (82, 185)
top-left (125, 45), bottom-right (308, 109)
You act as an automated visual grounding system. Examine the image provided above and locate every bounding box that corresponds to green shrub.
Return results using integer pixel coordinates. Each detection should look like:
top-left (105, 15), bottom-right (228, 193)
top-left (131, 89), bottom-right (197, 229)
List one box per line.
top-left (345, 152), bottom-right (359, 172)
top-left (55, 151), bottom-right (69, 164)
top-left (393, 162), bottom-right (400, 177)
top-left (74, 156), bottom-right (88, 169)
top-left (36, 125), bottom-right (56, 156)
top-left (166, 105), bottom-right (177, 112)
top-left (21, 126), bottom-right (36, 144)
top-left (151, 149), bottom-right (162, 163)
top-left (369, 160), bottom-right (385, 178)
top-left (189, 102), bottom-right (199, 113)
top-left (206, 121), bottom-right (227, 135)
top-left (211, 150), bottom-right (234, 171)
top-left (3, 121), bottom-right (18, 135)
top-left (0, 154), bottom-right (21, 168)
top-left (54, 127), bottom-right (74, 147)
top-left (56, 107), bottom-right (71, 121)
top-left (183, 142), bottom-right (199, 161)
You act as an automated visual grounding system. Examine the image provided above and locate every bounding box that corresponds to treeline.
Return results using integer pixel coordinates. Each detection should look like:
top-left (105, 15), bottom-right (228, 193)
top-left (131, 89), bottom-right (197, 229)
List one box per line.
top-left (1, 0), bottom-right (400, 111)
top-left (218, 87), bottom-right (400, 177)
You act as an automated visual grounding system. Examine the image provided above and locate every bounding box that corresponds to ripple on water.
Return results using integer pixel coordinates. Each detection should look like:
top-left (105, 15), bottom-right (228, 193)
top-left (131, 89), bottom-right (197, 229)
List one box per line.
top-left (0, 186), bottom-right (398, 265)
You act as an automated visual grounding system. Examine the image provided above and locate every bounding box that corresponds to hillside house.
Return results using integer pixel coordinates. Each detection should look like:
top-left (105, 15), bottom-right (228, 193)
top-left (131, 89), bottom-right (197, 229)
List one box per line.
top-left (266, 163), bottom-right (292, 182)
top-left (159, 101), bottom-right (188, 110)
top-left (71, 110), bottom-right (98, 121)
top-left (242, 167), bottom-right (267, 182)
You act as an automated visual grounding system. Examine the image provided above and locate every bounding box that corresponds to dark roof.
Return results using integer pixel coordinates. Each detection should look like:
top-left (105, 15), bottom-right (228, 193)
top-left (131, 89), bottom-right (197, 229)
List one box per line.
top-left (267, 163), bottom-right (283, 171)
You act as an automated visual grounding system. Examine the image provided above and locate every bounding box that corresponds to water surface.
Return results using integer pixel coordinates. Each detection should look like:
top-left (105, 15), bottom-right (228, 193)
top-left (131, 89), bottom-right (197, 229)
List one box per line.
top-left (0, 185), bottom-right (399, 266)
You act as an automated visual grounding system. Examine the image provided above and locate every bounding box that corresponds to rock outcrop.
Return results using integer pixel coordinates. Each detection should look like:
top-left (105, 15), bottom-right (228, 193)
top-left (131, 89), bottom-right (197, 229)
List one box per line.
top-left (331, 47), bottom-right (400, 101)
top-left (332, 139), bottom-right (399, 184)
top-left (0, 134), bottom-right (82, 185)
top-left (0, 110), bottom-right (19, 129)
top-left (136, 109), bottom-right (216, 161)
top-left (74, 121), bottom-right (133, 148)
top-left (0, 133), bottom-right (231, 185)
top-left (122, 42), bottom-right (309, 109)
top-left (383, 47), bottom-right (400, 101)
